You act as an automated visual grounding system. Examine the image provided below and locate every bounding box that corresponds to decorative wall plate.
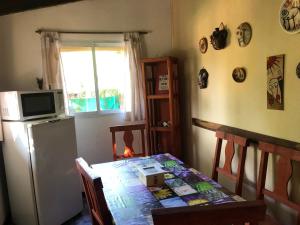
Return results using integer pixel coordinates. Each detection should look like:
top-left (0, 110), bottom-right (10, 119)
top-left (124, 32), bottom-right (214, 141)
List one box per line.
top-left (198, 67), bottom-right (209, 89)
top-left (296, 62), bottom-right (300, 78)
top-left (236, 22), bottom-right (252, 47)
top-left (279, 0), bottom-right (300, 34)
top-left (210, 23), bottom-right (228, 50)
top-left (232, 67), bottom-right (246, 82)
top-left (199, 37), bottom-right (208, 53)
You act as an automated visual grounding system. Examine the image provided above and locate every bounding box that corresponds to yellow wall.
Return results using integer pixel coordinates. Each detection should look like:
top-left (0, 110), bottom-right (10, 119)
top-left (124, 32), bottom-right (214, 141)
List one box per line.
top-left (172, 0), bottom-right (300, 224)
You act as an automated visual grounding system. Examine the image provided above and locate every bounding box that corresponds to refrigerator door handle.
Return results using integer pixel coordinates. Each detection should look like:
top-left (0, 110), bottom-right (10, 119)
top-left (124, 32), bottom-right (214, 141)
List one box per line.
top-left (48, 119), bottom-right (61, 123)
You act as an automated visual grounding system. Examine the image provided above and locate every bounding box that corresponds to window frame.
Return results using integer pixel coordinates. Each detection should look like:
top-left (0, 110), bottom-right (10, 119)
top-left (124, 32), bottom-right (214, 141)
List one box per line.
top-left (60, 40), bottom-right (127, 116)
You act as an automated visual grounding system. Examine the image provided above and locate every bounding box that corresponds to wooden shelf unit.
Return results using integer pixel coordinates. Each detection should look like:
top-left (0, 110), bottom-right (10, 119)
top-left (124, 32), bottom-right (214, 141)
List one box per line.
top-left (141, 56), bottom-right (181, 158)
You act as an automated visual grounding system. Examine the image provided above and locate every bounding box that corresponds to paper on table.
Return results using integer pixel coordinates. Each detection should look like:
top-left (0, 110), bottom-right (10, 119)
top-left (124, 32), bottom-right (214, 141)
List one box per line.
top-left (160, 197), bottom-right (188, 208)
top-left (152, 187), bottom-right (176, 200)
top-left (173, 185), bottom-right (197, 196)
top-left (232, 195), bottom-right (246, 202)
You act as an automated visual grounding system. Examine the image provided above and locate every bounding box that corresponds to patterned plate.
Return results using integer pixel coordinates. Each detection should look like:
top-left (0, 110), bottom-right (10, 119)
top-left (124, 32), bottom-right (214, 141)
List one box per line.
top-left (199, 37), bottom-right (208, 53)
top-left (296, 62), bottom-right (300, 78)
top-left (279, 0), bottom-right (300, 34)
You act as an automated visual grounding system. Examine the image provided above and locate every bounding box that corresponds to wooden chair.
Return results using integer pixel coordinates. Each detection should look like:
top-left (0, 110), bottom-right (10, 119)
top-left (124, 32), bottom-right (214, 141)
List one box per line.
top-left (152, 200), bottom-right (266, 225)
top-left (110, 123), bottom-right (146, 161)
top-left (257, 142), bottom-right (300, 225)
top-left (75, 158), bottom-right (113, 225)
top-left (212, 131), bottom-right (249, 195)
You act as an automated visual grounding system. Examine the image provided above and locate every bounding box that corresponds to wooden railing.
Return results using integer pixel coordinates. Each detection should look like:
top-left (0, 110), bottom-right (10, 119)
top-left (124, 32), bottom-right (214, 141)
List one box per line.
top-left (192, 118), bottom-right (300, 150)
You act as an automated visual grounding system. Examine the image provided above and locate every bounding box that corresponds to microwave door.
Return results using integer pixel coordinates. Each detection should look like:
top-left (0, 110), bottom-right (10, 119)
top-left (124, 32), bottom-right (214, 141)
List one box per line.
top-left (21, 92), bottom-right (56, 120)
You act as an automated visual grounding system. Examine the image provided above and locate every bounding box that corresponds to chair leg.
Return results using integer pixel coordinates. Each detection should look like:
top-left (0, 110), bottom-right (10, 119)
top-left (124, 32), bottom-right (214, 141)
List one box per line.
top-left (235, 146), bottom-right (247, 196)
top-left (256, 151), bottom-right (269, 200)
top-left (112, 132), bottom-right (117, 161)
top-left (212, 137), bottom-right (222, 180)
top-left (92, 217), bottom-right (99, 225)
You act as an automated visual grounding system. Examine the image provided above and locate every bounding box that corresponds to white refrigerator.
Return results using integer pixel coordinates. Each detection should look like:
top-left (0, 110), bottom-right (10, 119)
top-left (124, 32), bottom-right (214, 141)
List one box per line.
top-left (2, 116), bottom-right (83, 225)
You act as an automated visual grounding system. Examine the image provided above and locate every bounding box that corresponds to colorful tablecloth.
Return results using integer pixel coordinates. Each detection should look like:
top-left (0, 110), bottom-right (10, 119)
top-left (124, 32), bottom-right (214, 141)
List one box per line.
top-left (91, 153), bottom-right (244, 225)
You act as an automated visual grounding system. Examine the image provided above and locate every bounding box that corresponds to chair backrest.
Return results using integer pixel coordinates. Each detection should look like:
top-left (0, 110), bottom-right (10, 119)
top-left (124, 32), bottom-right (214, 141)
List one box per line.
top-left (212, 131), bottom-right (249, 195)
top-left (75, 158), bottom-right (113, 225)
top-left (110, 123), bottom-right (146, 161)
top-left (257, 141), bottom-right (300, 224)
top-left (152, 200), bottom-right (266, 225)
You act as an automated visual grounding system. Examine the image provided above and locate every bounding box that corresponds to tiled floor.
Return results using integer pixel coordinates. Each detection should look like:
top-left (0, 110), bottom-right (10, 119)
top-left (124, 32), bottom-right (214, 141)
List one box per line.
top-left (63, 197), bottom-right (91, 225)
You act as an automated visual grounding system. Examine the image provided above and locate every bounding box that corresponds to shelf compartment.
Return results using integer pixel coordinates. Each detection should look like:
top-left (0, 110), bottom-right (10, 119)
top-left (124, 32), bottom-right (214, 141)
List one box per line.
top-left (141, 57), bottom-right (177, 64)
top-left (150, 127), bottom-right (172, 132)
top-left (147, 94), bottom-right (169, 100)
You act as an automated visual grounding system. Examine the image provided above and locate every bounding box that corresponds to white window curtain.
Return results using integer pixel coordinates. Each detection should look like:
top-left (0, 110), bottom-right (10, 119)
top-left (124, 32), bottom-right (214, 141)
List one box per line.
top-left (124, 32), bottom-right (145, 121)
top-left (40, 31), bottom-right (63, 90)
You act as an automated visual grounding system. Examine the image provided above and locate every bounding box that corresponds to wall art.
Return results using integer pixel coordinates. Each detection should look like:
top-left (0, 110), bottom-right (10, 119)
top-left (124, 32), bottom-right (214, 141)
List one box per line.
top-left (267, 54), bottom-right (284, 110)
top-left (232, 67), bottom-right (246, 82)
top-left (279, 0), bottom-right (300, 34)
top-left (236, 22), bottom-right (252, 47)
top-left (210, 23), bottom-right (228, 50)
top-left (198, 67), bottom-right (209, 89)
top-left (296, 62), bottom-right (300, 78)
top-left (199, 37), bottom-right (208, 53)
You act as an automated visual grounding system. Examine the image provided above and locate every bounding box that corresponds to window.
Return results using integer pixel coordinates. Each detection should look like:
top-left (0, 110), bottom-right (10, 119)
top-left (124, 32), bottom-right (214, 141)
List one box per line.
top-left (60, 42), bottom-right (131, 115)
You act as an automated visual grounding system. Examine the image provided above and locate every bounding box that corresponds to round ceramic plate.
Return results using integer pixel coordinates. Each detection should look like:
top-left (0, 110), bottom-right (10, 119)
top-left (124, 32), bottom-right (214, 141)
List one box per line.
top-left (232, 67), bottom-right (246, 82)
top-left (198, 67), bottom-right (209, 89)
top-left (236, 22), bottom-right (252, 47)
top-left (296, 63), bottom-right (300, 78)
top-left (199, 37), bottom-right (208, 53)
top-left (279, 0), bottom-right (300, 34)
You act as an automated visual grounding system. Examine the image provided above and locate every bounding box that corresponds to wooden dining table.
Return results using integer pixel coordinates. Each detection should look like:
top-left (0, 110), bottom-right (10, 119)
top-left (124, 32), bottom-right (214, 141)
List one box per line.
top-left (91, 153), bottom-right (246, 225)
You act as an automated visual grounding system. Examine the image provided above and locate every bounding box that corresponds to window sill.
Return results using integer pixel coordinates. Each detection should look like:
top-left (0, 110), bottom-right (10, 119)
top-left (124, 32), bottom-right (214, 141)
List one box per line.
top-left (69, 110), bottom-right (127, 119)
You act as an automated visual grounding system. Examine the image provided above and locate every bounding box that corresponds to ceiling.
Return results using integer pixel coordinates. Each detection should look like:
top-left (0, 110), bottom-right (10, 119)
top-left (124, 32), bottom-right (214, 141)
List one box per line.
top-left (0, 0), bottom-right (84, 16)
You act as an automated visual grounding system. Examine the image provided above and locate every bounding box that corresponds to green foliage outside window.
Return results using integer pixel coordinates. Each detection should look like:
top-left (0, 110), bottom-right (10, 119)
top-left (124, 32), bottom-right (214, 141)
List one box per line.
top-left (99, 89), bottom-right (122, 110)
top-left (68, 89), bottom-right (122, 113)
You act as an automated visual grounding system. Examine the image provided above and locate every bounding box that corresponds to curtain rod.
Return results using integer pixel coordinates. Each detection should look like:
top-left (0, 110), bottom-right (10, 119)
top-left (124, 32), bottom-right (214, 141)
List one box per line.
top-left (35, 29), bottom-right (149, 35)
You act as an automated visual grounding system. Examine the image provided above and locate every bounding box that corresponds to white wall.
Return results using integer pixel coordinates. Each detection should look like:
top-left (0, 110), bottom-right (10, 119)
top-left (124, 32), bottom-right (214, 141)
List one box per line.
top-left (0, 0), bottom-right (173, 223)
top-left (0, 0), bottom-right (172, 90)
top-left (0, 0), bottom-right (172, 162)
top-left (172, 0), bottom-right (300, 224)
top-left (0, 146), bottom-right (7, 225)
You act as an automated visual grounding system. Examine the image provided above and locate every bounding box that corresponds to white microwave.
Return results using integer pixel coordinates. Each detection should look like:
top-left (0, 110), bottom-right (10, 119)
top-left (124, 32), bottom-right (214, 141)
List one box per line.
top-left (0, 90), bottom-right (65, 121)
